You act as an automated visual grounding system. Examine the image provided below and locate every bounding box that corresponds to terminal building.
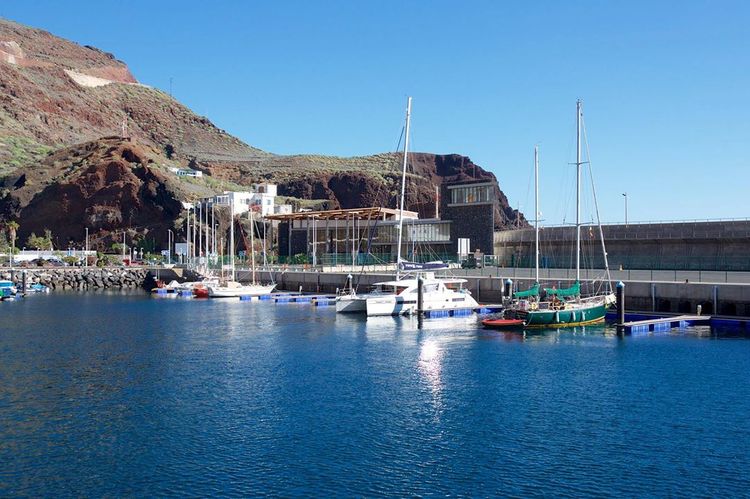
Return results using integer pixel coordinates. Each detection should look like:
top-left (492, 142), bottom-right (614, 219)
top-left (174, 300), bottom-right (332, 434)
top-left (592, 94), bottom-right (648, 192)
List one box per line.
top-left (265, 180), bottom-right (497, 265)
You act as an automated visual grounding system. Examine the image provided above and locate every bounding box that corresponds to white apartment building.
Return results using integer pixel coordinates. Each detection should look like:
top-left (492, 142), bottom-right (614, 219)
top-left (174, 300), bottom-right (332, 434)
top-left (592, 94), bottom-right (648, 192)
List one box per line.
top-left (206, 184), bottom-right (279, 216)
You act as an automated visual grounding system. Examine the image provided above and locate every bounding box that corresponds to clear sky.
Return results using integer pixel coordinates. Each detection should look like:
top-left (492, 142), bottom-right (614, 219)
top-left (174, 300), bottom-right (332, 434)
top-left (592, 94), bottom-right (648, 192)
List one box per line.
top-left (3, 0), bottom-right (748, 223)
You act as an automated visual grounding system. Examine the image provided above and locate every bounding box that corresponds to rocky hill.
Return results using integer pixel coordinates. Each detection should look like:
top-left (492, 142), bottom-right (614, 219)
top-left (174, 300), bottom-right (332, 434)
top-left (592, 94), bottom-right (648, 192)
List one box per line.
top-left (0, 137), bottom-right (190, 249)
top-left (0, 17), bottom-right (525, 247)
top-left (0, 18), bottom-right (266, 172)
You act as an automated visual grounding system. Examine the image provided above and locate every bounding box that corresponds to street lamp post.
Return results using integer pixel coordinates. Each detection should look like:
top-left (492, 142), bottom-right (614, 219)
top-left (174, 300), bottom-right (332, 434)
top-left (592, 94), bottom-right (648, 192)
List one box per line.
top-left (84, 227), bottom-right (89, 268)
top-left (622, 192), bottom-right (628, 226)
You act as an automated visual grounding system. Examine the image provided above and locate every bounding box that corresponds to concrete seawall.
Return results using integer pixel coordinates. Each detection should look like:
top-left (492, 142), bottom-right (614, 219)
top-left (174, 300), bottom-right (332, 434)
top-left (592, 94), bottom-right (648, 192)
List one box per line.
top-left (493, 220), bottom-right (750, 271)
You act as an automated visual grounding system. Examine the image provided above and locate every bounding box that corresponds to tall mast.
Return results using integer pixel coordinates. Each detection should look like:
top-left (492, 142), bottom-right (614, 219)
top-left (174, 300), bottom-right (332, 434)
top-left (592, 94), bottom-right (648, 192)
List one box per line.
top-left (230, 196), bottom-right (235, 281)
top-left (534, 145), bottom-right (539, 284)
top-left (204, 202), bottom-right (209, 271)
top-left (250, 210), bottom-right (256, 284)
top-left (186, 207), bottom-right (190, 266)
top-left (575, 99), bottom-right (582, 283)
top-left (198, 202), bottom-right (202, 267)
top-left (396, 96), bottom-right (411, 280)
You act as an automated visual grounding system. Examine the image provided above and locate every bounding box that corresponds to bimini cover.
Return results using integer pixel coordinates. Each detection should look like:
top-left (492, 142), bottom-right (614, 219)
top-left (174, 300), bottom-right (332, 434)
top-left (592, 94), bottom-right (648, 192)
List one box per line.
top-left (513, 283), bottom-right (540, 298)
top-left (544, 281), bottom-right (580, 297)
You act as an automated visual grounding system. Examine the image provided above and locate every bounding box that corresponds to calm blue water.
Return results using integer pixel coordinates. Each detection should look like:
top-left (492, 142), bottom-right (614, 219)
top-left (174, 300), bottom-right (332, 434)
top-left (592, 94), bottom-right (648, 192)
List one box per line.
top-left (1, 292), bottom-right (749, 497)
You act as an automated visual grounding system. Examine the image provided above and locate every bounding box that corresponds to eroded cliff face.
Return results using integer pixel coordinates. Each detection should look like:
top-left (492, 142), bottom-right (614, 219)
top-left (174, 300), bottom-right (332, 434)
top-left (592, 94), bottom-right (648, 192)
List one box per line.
top-left (0, 137), bottom-right (185, 248)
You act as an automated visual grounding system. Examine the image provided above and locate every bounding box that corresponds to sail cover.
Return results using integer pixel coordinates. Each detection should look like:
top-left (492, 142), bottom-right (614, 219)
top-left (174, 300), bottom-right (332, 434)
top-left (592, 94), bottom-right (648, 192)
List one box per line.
top-left (513, 283), bottom-right (540, 298)
top-left (544, 281), bottom-right (581, 297)
top-left (399, 261), bottom-right (449, 271)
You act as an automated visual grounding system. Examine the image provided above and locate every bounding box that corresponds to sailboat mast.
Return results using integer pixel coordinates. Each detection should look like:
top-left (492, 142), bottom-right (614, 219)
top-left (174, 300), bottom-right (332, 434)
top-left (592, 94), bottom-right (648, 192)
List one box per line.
top-left (250, 210), bottom-right (256, 284)
top-left (200, 203), bottom-right (203, 268)
top-left (534, 145), bottom-right (539, 284)
top-left (230, 197), bottom-right (235, 281)
top-left (186, 207), bottom-right (191, 266)
top-left (396, 96), bottom-right (412, 280)
top-left (575, 99), bottom-right (582, 283)
top-left (205, 202), bottom-right (209, 270)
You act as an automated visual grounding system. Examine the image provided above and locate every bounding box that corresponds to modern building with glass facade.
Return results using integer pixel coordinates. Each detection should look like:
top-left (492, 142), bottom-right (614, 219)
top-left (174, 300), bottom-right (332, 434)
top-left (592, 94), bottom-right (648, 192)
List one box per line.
top-left (266, 179), bottom-right (497, 265)
top-left (267, 207), bottom-right (455, 265)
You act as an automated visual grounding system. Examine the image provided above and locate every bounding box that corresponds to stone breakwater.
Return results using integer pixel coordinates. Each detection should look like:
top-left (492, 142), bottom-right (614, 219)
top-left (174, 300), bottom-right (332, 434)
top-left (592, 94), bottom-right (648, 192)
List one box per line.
top-left (1, 268), bottom-right (150, 290)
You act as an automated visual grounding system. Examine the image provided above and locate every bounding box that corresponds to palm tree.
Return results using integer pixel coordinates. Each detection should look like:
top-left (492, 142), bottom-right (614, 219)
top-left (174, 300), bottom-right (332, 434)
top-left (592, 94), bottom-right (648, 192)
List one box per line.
top-left (6, 221), bottom-right (19, 268)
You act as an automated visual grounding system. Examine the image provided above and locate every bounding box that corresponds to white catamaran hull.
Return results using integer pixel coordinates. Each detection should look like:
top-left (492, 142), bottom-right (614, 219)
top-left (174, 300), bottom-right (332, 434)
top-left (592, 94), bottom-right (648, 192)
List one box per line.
top-left (366, 291), bottom-right (478, 317)
top-left (335, 294), bottom-right (368, 313)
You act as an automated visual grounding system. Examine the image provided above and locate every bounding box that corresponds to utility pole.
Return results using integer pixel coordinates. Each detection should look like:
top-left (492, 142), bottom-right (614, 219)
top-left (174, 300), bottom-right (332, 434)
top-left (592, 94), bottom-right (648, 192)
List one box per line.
top-left (122, 230), bottom-right (126, 264)
top-left (84, 227), bottom-right (89, 268)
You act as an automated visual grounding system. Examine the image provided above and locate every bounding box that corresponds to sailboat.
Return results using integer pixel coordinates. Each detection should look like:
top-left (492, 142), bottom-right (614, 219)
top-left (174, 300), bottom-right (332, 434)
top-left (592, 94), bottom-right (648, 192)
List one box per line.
top-left (484, 100), bottom-right (615, 329)
top-left (335, 96), bottom-right (478, 316)
top-left (208, 200), bottom-right (276, 298)
top-left (334, 96), bottom-right (417, 314)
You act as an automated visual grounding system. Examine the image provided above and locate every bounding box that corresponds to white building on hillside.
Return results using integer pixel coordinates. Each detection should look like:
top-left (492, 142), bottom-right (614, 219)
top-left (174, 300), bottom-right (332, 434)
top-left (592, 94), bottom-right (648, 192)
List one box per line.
top-left (169, 167), bottom-right (203, 178)
top-left (207, 184), bottom-right (279, 216)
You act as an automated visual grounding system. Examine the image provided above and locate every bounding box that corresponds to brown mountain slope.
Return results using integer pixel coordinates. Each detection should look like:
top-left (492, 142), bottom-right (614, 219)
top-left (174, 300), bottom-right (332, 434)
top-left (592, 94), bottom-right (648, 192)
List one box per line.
top-left (0, 17), bottom-right (267, 172)
top-left (0, 137), bottom-right (187, 249)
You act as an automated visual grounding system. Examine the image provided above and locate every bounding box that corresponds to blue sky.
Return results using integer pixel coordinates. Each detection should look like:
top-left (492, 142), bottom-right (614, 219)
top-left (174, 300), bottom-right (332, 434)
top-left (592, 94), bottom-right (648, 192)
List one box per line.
top-left (3, 0), bottom-right (748, 223)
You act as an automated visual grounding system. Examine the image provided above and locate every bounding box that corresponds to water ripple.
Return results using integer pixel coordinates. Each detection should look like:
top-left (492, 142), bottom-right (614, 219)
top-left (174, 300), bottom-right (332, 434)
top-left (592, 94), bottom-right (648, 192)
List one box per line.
top-left (0, 292), bottom-right (749, 496)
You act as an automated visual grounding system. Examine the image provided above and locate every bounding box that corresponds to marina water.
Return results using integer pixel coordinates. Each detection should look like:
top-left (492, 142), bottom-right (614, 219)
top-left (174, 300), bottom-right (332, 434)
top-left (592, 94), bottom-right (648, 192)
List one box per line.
top-left (2, 292), bottom-right (749, 496)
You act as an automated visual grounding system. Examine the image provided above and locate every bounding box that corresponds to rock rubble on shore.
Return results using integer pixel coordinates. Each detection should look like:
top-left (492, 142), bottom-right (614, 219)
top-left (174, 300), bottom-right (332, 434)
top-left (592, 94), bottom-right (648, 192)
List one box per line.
top-left (0, 268), bottom-right (149, 290)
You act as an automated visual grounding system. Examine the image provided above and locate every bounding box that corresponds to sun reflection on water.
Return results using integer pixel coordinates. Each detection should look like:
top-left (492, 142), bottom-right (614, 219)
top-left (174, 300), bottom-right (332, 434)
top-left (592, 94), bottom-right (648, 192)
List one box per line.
top-left (418, 339), bottom-right (444, 417)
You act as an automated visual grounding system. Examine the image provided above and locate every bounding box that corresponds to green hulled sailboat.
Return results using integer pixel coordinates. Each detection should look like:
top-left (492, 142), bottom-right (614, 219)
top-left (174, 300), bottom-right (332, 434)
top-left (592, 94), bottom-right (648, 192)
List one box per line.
top-left (506, 281), bottom-right (615, 328)
top-left (489, 101), bottom-right (615, 330)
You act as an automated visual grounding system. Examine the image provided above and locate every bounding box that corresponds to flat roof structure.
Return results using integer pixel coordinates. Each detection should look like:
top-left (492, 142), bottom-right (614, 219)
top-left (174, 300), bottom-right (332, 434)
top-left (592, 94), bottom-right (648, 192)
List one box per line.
top-left (265, 207), bottom-right (418, 221)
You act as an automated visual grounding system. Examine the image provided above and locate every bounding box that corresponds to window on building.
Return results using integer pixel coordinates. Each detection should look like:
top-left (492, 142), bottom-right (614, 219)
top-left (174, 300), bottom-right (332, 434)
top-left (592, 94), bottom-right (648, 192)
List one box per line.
top-left (450, 185), bottom-right (492, 205)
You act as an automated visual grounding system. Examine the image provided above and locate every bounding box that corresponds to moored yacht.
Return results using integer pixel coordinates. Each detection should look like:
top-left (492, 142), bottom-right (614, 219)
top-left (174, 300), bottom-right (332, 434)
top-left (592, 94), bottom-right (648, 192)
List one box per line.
top-left (363, 273), bottom-right (478, 316)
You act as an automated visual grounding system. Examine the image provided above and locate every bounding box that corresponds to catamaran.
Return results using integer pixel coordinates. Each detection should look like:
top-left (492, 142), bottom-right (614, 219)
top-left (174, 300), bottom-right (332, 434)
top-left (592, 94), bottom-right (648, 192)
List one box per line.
top-left (484, 100), bottom-right (615, 329)
top-left (335, 96), bottom-right (479, 316)
top-left (363, 273), bottom-right (477, 316)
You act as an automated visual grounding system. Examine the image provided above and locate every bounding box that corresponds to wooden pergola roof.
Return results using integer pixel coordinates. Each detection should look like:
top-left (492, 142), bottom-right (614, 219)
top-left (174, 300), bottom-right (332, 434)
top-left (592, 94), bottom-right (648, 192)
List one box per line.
top-left (265, 207), bottom-right (416, 221)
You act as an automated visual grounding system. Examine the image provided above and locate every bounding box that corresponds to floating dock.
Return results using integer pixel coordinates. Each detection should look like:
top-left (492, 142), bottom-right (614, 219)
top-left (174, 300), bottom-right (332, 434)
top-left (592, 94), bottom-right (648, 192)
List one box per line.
top-left (274, 294), bottom-right (334, 304)
top-left (616, 314), bottom-right (711, 334)
top-left (423, 308), bottom-right (475, 318)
